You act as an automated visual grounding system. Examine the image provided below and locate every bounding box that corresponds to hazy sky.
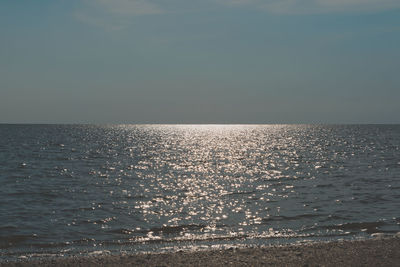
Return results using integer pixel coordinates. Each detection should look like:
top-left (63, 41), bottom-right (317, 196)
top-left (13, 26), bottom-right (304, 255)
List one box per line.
top-left (1, 0), bottom-right (399, 124)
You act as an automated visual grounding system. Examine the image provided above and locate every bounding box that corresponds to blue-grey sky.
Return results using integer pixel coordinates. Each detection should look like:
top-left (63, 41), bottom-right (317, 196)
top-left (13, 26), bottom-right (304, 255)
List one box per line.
top-left (1, 0), bottom-right (399, 124)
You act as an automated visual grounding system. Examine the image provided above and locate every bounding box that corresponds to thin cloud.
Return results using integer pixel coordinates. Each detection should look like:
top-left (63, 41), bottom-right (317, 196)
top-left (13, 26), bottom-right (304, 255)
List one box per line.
top-left (75, 0), bottom-right (400, 29)
top-left (217, 0), bottom-right (400, 13)
top-left (84, 0), bottom-right (163, 15)
top-left (75, 0), bottom-right (163, 30)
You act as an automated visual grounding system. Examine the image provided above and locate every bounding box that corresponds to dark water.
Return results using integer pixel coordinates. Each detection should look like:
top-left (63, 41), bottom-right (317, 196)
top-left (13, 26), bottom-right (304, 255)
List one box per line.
top-left (1, 124), bottom-right (399, 260)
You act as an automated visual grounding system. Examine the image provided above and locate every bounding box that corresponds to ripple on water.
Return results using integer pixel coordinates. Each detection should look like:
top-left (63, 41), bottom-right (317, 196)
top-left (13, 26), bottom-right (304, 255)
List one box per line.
top-left (0, 124), bottom-right (400, 260)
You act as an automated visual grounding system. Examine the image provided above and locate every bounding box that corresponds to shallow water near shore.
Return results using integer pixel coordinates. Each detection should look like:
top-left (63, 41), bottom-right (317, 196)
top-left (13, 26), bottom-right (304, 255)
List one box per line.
top-left (1, 124), bottom-right (399, 260)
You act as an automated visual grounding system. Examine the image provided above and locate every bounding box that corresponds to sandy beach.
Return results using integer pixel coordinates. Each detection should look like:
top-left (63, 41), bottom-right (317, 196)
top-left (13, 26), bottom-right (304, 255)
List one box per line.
top-left (2, 236), bottom-right (400, 267)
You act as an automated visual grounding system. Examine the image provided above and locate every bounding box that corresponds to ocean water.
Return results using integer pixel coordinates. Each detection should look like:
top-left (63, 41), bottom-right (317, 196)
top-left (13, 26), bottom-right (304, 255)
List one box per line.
top-left (1, 124), bottom-right (399, 260)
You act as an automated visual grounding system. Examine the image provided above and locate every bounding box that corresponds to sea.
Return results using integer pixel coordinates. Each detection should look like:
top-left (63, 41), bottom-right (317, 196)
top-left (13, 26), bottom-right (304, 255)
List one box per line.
top-left (1, 124), bottom-right (399, 261)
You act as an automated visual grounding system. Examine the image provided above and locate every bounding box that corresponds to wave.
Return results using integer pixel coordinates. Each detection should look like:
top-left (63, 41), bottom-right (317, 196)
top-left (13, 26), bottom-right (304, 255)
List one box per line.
top-left (262, 214), bottom-right (322, 222)
top-left (323, 221), bottom-right (386, 234)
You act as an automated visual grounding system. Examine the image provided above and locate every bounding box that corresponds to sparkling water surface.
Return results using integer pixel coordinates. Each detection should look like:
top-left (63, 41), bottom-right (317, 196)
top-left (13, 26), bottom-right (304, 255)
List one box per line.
top-left (1, 124), bottom-right (399, 260)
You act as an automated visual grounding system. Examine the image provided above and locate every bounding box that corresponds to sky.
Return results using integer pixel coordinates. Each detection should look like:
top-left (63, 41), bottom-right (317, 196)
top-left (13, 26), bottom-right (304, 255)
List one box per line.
top-left (1, 0), bottom-right (399, 124)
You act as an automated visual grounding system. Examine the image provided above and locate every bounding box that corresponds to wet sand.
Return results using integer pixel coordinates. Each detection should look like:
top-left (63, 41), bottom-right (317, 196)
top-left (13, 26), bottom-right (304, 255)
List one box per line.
top-left (2, 237), bottom-right (400, 267)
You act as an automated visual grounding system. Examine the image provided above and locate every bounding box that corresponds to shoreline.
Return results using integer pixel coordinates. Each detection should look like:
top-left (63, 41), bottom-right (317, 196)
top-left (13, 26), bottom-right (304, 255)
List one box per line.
top-left (2, 237), bottom-right (400, 266)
